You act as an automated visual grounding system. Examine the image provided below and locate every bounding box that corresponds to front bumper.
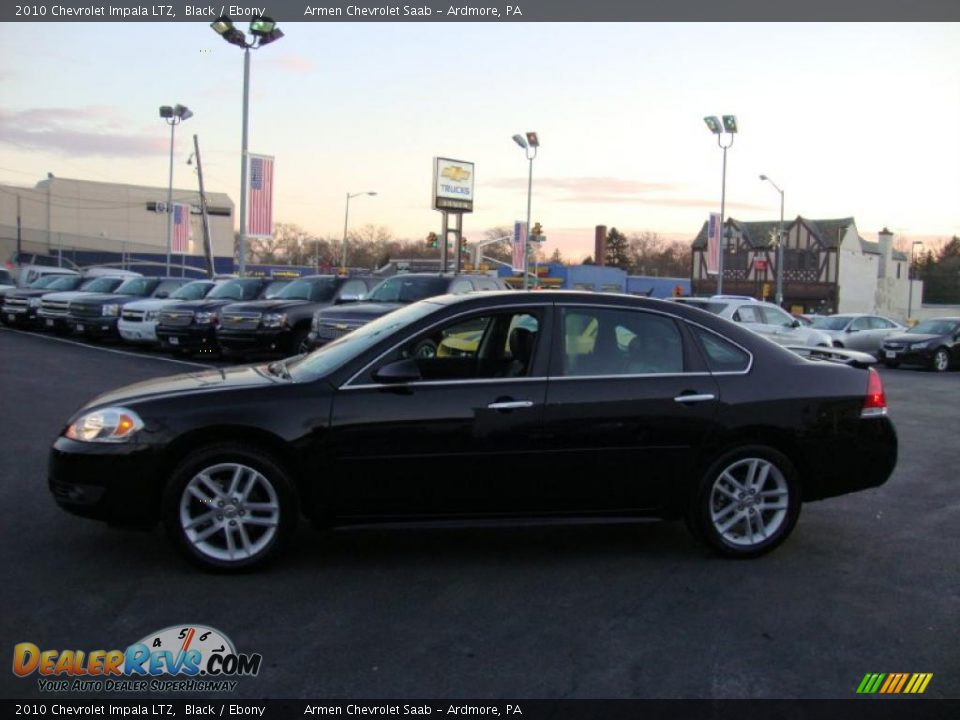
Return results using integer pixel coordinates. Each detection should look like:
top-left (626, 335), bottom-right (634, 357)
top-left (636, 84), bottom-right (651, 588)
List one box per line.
top-left (69, 316), bottom-right (120, 338)
top-left (48, 437), bottom-right (165, 528)
top-left (218, 327), bottom-right (292, 354)
top-left (3, 305), bottom-right (40, 327)
top-left (879, 346), bottom-right (934, 366)
top-left (156, 325), bottom-right (218, 353)
top-left (118, 318), bottom-right (159, 344)
top-left (37, 312), bottom-right (71, 332)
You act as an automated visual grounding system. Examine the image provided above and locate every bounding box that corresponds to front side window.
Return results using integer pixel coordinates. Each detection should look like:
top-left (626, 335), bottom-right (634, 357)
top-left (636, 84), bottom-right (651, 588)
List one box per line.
top-left (733, 305), bottom-right (763, 324)
top-left (762, 306), bottom-right (796, 328)
top-left (850, 316), bottom-right (871, 331)
top-left (561, 307), bottom-right (683, 376)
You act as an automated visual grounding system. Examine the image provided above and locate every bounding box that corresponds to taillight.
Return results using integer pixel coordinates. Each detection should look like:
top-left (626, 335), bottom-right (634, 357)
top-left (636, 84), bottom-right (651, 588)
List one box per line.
top-left (861, 367), bottom-right (887, 418)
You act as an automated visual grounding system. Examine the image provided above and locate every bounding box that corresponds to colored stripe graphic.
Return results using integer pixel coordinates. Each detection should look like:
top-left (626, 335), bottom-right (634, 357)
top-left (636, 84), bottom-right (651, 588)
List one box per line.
top-left (857, 673), bottom-right (932, 694)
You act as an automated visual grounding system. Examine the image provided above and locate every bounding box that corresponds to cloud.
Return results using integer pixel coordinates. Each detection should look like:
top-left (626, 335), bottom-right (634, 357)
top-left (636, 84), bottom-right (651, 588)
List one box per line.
top-left (488, 175), bottom-right (765, 212)
top-left (0, 108), bottom-right (165, 158)
top-left (264, 55), bottom-right (315, 74)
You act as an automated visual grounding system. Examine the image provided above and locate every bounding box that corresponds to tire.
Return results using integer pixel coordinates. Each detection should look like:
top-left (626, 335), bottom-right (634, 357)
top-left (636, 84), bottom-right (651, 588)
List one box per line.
top-left (931, 348), bottom-right (950, 373)
top-left (291, 327), bottom-right (311, 355)
top-left (413, 339), bottom-right (437, 359)
top-left (161, 443), bottom-right (298, 572)
top-left (686, 446), bottom-right (801, 559)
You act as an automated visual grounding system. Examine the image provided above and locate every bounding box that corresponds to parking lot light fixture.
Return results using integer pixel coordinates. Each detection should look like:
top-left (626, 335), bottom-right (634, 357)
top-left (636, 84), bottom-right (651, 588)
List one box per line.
top-left (341, 191), bottom-right (377, 270)
top-left (159, 103), bottom-right (192, 276)
top-left (514, 131), bottom-right (539, 290)
top-left (704, 114), bottom-right (737, 294)
top-left (759, 174), bottom-right (785, 306)
top-left (209, 15), bottom-right (284, 277)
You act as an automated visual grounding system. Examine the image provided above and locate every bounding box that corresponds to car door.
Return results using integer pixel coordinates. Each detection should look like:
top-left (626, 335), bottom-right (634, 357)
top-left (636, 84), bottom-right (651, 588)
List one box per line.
top-left (760, 305), bottom-right (804, 345)
top-left (538, 304), bottom-right (721, 512)
top-left (843, 316), bottom-right (875, 351)
top-left (327, 304), bottom-right (551, 518)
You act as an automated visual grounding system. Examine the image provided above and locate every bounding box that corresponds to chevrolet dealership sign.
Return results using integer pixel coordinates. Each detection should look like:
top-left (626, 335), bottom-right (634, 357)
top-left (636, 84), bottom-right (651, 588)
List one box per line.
top-left (433, 157), bottom-right (475, 213)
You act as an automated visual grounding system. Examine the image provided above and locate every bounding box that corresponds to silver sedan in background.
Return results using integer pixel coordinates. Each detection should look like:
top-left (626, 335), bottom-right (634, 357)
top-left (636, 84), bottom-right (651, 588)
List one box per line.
top-left (810, 314), bottom-right (904, 352)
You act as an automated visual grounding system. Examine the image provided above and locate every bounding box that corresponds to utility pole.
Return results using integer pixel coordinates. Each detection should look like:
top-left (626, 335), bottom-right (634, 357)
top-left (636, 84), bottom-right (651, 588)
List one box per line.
top-left (192, 134), bottom-right (215, 278)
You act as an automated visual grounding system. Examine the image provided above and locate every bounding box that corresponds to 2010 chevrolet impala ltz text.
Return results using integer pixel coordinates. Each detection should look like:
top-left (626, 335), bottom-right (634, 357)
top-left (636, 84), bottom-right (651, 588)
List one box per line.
top-left (49, 291), bottom-right (897, 571)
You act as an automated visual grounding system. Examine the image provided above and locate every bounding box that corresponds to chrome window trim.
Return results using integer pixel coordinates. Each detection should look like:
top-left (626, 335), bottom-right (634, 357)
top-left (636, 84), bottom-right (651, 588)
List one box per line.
top-left (344, 376), bottom-right (549, 391)
top-left (342, 302), bottom-right (548, 389)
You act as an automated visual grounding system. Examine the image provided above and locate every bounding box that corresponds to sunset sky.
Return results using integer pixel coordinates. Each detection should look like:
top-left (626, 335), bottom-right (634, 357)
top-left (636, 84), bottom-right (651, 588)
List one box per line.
top-left (1, 21), bottom-right (958, 259)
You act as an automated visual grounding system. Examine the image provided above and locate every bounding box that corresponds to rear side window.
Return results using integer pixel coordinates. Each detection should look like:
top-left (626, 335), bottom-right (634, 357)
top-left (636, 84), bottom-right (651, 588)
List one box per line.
top-left (690, 326), bottom-right (750, 373)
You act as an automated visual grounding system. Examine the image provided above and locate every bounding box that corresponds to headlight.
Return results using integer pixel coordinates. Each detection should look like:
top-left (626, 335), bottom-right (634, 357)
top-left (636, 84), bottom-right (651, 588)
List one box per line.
top-left (65, 407), bottom-right (144, 443)
top-left (195, 311), bottom-right (218, 325)
top-left (144, 311), bottom-right (158, 322)
top-left (911, 341), bottom-right (929, 349)
top-left (29, 297), bottom-right (42, 308)
top-left (102, 304), bottom-right (119, 317)
top-left (262, 312), bottom-right (288, 328)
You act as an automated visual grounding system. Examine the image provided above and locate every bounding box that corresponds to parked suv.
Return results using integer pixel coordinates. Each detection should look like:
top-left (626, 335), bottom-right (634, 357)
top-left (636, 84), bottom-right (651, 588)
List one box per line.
top-left (67, 277), bottom-right (188, 340)
top-left (3, 274), bottom-right (87, 328)
top-left (217, 275), bottom-right (379, 359)
top-left (880, 317), bottom-right (960, 371)
top-left (306, 273), bottom-right (507, 352)
top-left (119, 279), bottom-right (224, 345)
top-left (38, 274), bottom-right (137, 333)
top-left (156, 277), bottom-right (289, 356)
top-left (671, 296), bottom-right (832, 348)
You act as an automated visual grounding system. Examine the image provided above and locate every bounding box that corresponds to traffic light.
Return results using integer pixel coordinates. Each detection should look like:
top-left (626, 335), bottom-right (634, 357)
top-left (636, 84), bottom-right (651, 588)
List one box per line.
top-left (531, 223), bottom-right (543, 236)
top-left (426, 232), bottom-right (438, 249)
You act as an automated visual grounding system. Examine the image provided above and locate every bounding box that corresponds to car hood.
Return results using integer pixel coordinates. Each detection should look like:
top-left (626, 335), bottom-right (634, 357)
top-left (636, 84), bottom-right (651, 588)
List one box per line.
top-left (41, 290), bottom-right (94, 302)
top-left (123, 297), bottom-right (181, 312)
top-left (7, 288), bottom-right (64, 299)
top-left (885, 332), bottom-right (942, 343)
top-left (81, 364), bottom-right (283, 412)
top-left (71, 293), bottom-right (145, 306)
top-left (222, 299), bottom-right (318, 313)
top-left (162, 298), bottom-right (239, 312)
top-left (315, 301), bottom-right (404, 323)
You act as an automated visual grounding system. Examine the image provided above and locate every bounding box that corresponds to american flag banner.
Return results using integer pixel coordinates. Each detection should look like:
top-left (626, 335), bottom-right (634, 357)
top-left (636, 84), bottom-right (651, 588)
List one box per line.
top-left (512, 221), bottom-right (527, 273)
top-left (247, 154), bottom-right (275, 238)
top-left (706, 212), bottom-right (721, 275)
top-left (172, 203), bottom-right (192, 254)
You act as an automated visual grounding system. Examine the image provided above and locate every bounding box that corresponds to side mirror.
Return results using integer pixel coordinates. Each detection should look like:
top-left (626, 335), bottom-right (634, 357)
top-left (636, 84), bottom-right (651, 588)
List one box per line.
top-left (846, 327), bottom-right (856, 333)
top-left (791, 319), bottom-right (801, 328)
top-left (155, 291), bottom-right (169, 299)
top-left (373, 358), bottom-right (421, 384)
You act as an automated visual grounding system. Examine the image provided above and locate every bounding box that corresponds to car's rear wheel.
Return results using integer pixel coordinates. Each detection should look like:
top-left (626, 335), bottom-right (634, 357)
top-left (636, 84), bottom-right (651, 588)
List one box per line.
top-left (687, 446), bottom-right (801, 558)
top-left (931, 348), bottom-right (950, 372)
top-left (162, 443), bottom-right (297, 572)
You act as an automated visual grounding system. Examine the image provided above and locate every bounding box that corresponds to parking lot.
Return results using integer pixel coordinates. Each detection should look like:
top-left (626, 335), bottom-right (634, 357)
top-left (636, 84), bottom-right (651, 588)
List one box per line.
top-left (1, 325), bottom-right (957, 700)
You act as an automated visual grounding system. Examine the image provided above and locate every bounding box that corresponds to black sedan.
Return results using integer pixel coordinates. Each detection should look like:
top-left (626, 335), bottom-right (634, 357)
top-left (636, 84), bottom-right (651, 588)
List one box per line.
top-left (49, 291), bottom-right (897, 571)
top-left (879, 317), bottom-right (960, 371)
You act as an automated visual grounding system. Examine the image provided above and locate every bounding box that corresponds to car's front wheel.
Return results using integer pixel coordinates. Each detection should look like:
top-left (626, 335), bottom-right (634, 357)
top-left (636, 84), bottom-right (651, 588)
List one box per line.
top-left (931, 348), bottom-right (950, 372)
top-left (162, 443), bottom-right (297, 572)
top-left (687, 446), bottom-right (801, 558)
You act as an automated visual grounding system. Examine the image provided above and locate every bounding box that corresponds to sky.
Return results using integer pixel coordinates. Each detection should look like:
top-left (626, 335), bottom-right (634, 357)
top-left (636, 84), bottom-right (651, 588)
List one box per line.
top-left (1, 21), bottom-right (959, 260)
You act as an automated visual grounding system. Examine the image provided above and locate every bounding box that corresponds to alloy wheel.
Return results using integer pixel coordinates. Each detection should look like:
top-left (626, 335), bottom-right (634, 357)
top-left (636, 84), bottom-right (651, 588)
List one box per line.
top-left (708, 457), bottom-right (790, 548)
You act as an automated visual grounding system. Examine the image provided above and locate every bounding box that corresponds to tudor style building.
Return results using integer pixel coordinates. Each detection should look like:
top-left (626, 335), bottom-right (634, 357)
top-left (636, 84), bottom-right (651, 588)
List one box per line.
top-left (690, 216), bottom-right (914, 319)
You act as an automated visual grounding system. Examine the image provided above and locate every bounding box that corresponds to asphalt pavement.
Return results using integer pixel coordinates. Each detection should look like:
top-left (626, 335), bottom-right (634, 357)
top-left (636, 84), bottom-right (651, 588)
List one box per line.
top-left (1, 326), bottom-right (957, 700)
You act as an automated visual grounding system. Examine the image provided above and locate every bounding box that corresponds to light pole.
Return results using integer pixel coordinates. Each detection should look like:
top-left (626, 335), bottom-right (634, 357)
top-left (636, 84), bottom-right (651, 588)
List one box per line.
top-left (211, 15), bottom-right (284, 277)
top-left (704, 116), bottom-right (737, 295)
top-left (512, 131), bottom-right (539, 290)
top-left (341, 191), bottom-right (377, 270)
top-left (908, 240), bottom-right (923, 321)
top-left (159, 104), bottom-right (192, 276)
top-left (759, 174), bottom-right (785, 306)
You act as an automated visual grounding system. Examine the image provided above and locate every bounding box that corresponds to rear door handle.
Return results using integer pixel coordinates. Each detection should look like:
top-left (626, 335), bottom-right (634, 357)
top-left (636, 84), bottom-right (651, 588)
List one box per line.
top-left (487, 400), bottom-right (534, 410)
top-left (673, 393), bottom-right (716, 404)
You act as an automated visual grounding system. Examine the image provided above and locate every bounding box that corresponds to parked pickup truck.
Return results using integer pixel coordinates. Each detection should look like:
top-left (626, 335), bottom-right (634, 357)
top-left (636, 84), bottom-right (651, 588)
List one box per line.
top-left (156, 277), bottom-right (289, 356)
top-left (216, 274), bottom-right (380, 359)
top-left (67, 277), bottom-right (188, 340)
top-left (38, 275), bottom-right (135, 333)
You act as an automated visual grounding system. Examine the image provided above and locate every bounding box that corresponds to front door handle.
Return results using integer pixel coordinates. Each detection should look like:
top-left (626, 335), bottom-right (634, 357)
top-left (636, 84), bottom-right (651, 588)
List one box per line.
top-left (487, 400), bottom-right (534, 410)
top-left (673, 393), bottom-right (716, 404)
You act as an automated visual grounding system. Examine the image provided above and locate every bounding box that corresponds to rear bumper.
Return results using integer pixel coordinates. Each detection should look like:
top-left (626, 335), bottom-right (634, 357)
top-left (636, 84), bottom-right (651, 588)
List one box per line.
top-left (802, 416), bottom-right (898, 501)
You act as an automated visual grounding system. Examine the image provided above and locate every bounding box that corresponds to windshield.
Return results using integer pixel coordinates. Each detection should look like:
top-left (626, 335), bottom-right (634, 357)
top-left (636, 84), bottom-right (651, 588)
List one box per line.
top-left (0, 269), bottom-right (12, 284)
top-left (170, 281), bottom-right (214, 300)
top-left (277, 278), bottom-right (337, 301)
top-left (46, 275), bottom-right (84, 291)
top-left (115, 278), bottom-right (158, 296)
top-left (908, 319), bottom-right (959, 335)
top-left (289, 301), bottom-right (440, 380)
top-left (29, 275), bottom-right (69, 289)
top-left (208, 279), bottom-right (264, 300)
top-left (81, 277), bottom-right (123, 293)
top-left (811, 316), bottom-right (854, 331)
top-left (366, 276), bottom-right (448, 303)
top-left (264, 281), bottom-right (290, 299)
